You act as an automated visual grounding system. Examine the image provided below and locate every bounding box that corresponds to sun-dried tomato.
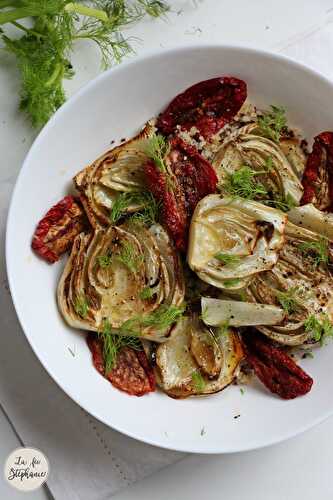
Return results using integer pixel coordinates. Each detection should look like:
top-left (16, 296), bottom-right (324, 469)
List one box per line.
top-left (87, 335), bottom-right (155, 397)
top-left (144, 139), bottom-right (217, 251)
top-left (32, 195), bottom-right (88, 264)
top-left (301, 131), bottom-right (333, 210)
top-left (243, 332), bottom-right (313, 399)
top-left (144, 159), bottom-right (187, 250)
top-left (157, 77), bottom-right (247, 140)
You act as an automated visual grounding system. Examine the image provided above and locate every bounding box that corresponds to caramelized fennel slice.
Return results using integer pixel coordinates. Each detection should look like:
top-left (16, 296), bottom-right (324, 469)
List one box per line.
top-left (155, 316), bottom-right (244, 398)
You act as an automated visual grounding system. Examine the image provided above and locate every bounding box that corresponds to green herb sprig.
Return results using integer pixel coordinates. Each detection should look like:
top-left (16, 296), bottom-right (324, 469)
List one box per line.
top-left (119, 303), bottom-right (185, 336)
top-left (110, 190), bottom-right (159, 225)
top-left (117, 241), bottom-right (143, 273)
top-left (224, 166), bottom-right (268, 200)
top-left (223, 164), bottom-right (297, 212)
top-left (0, 1), bottom-right (169, 127)
top-left (139, 286), bottom-right (154, 300)
top-left (144, 133), bottom-right (170, 173)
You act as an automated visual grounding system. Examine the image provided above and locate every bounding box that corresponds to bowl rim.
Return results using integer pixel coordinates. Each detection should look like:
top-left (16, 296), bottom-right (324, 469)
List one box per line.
top-left (6, 43), bottom-right (333, 454)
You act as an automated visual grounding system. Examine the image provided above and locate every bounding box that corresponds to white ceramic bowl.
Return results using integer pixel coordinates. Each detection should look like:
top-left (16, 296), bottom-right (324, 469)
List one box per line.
top-left (6, 45), bottom-right (333, 453)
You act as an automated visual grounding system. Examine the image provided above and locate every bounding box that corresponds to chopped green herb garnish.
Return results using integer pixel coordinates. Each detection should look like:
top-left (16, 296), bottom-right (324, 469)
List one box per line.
top-left (222, 278), bottom-right (242, 288)
top-left (117, 241), bottom-right (143, 273)
top-left (276, 287), bottom-right (301, 315)
top-left (110, 190), bottom-right (159, 225)
top-left (119, 304), bottom-right (185, 336)
top-left (139, 286), bottom-right (154, 300)
top-left (99, 319), bottom-right (142, 374)
top-left (304, 314), bottom-right (333, 344)
top-left (214, 253), bottom-right (241, 267)
top-left (237, 290), bottom-right (248, 302)
top-left (240, 387), bottom-right (245, 395)
top-left (97, 254), bottom-right (113, 268)
top-left (200, 426), bottom-right (206, 436)
top-left (224, 166), bottom-right (268, 200)
top-left (140, 304), bottom-right (185, 329)
top-left (144, 132), bottom-right (170, 172)
top-left (298, 238), bottom-right (330, 268)
top-left (192, 371), bottom-right (206, 392)
top-left (257, 105), bottom-right (287, 143)
top-left (74, 294), bottom-right (89, 318)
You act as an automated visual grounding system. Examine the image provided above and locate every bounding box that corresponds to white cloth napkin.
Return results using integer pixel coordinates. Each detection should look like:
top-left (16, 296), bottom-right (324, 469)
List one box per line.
top-left (2, 18), bottom-right (333, 500)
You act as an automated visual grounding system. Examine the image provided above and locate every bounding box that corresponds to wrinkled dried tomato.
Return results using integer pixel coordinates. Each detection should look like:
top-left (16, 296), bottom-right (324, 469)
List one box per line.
top-left (87, 335), bottom-right (155, 397)
top-left (157, 77), bottom-right (247, 140)
top-left (301, 131), bottom-right (333, 210)
top-left (243, 332), bottom-right (313, 399)
top-left (32, 195), bottom-right (88, 264)
top-left (144, 138), bottom-right (217, 251)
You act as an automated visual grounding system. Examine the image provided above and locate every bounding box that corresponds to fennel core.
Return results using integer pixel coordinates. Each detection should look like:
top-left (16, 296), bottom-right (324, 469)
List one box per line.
top-left (96, 241), bottom-right (142, 273)
top-left (0, 1), bottom-right (169, 127)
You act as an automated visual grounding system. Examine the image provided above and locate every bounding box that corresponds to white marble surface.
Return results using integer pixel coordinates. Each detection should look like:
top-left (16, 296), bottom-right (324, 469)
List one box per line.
top-left (1, 1), bottom-right (333, 498)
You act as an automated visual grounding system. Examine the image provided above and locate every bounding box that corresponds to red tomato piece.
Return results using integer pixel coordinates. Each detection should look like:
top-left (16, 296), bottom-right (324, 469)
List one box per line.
top-left (87, 335), bottom-right (156, 397)
top-left (157, 77), bottom-right (247, 140)
top-left (243, 332), bottom-right (313, 399)
top-left (144, 138), bottom-right (217, 251)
